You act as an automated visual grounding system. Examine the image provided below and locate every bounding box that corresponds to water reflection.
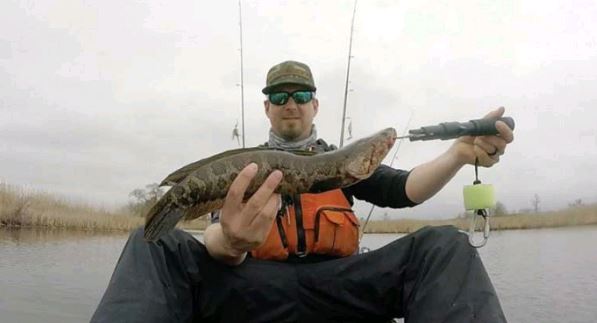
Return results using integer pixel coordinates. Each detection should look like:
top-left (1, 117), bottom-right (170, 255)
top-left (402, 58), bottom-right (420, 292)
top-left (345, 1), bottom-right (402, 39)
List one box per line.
top-left (0, 227), bottom-right (131, 323)
top-left (1, 227), bottom-right (127, 245)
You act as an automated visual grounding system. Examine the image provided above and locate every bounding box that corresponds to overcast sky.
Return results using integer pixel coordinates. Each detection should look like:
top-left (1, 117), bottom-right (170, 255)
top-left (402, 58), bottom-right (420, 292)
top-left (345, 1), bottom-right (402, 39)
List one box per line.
top-left (1, 0), bottom-right (596, 219)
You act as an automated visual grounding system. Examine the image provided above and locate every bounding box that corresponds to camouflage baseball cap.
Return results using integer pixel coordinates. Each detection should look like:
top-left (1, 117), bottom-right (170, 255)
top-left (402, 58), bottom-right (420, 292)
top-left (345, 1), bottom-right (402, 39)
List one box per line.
top-left (262, 60), bottom-right (317, 94)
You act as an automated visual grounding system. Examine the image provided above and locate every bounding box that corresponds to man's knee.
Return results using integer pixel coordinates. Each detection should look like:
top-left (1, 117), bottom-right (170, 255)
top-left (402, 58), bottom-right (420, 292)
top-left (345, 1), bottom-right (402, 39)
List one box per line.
top-left (127, 226), bottom-right (198, 247)
top-left (418, 225), bottom-right (462, 239)
top-left (415, 225), bottom-right (470, 251)
top-left (381, 225), bottom-right (467, 256)
top-left (128, 226), bottom-right (146, 242)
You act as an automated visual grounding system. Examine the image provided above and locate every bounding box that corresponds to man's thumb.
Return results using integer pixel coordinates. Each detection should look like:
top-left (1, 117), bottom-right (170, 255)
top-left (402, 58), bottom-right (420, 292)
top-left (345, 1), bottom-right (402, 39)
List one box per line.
top-left (483, 106), bottom-right (505, 119)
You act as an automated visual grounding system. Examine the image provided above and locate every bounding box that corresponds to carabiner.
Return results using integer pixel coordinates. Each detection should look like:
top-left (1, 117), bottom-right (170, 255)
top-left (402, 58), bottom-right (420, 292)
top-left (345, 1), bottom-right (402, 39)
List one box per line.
top-left (468, 209), bottom-right (490, 248)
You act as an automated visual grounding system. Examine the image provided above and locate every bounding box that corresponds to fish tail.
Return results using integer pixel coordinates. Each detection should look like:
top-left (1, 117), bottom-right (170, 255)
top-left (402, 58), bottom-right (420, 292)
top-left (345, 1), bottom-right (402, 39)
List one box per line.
top-left (143, 197), bottom-right (185, 241)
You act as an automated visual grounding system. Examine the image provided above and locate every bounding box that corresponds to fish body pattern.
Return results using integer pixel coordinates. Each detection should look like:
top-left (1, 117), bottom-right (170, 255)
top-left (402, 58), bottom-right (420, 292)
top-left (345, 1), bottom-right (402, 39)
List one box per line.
top-left (144, 128), bottom-right (397, 241)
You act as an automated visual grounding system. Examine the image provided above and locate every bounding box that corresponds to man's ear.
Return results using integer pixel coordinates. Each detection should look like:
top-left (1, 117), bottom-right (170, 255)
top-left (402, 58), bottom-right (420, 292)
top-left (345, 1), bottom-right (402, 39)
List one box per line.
top-left (264, 100), bottom-right (271, 117)
top-left (312, 98), bottom-right (319, 116)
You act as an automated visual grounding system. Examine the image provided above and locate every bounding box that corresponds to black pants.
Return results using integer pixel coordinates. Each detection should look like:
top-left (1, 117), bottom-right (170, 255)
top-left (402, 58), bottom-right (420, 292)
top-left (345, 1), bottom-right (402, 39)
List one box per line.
top-left (91, 226), bottom-right (505, 323)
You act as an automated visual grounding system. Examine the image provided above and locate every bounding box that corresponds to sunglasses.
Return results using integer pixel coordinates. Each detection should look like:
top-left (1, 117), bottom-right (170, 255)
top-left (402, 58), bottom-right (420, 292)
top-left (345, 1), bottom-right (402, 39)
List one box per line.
top-left (268, 90), bottom-right (314, 105)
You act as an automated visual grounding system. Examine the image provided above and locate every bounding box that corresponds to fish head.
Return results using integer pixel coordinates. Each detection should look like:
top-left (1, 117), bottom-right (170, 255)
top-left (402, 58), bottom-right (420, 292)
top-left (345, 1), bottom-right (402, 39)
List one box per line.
top-left (345, 127), bottom-right (396, 180)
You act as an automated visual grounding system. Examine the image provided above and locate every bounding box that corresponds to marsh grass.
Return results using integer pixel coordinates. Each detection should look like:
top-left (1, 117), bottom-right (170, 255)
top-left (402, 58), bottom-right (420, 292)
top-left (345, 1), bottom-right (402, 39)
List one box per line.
top-left (2, 182), bottom-right (594, 234)
top-left (0, 183), bottom-right (207, 232)
top-left (363, 205), bottom-right (597, 233)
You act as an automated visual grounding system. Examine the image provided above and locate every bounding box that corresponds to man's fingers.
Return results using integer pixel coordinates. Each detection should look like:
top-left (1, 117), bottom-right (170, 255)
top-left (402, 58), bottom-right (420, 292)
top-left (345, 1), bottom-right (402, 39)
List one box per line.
top-left (474, 139), bottom-right (496, 155)
top-left (225, 163), bottom-right (258, 208)
top-left (474, 136), bottom-right (503, 161)
top-left (250, 193), bottom-right (281, 230)
top-left (243, 170), bottom-right (283, 219)
top-left (496, 120), bottom-right (514, 143)
top-left (478, 136), bottom-right (507, 155)
top-left (474, 145), bottom-right (498, 166)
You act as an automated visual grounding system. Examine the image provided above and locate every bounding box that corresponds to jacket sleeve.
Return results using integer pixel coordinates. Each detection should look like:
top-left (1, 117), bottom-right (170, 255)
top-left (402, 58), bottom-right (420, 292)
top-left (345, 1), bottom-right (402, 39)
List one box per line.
top-left (343, 165), bottom-right (419, 208)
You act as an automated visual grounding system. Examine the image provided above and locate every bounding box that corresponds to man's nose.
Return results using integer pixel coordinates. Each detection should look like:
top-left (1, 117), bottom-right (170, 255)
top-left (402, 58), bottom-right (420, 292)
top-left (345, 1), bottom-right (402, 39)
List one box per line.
top-left (283, 98), bottom-right (299, 110)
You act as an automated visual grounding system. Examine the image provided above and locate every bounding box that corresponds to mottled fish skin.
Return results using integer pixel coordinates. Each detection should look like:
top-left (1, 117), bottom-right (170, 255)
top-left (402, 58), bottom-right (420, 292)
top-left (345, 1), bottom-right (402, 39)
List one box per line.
top-left (143, 128), bottom-right (397, 241)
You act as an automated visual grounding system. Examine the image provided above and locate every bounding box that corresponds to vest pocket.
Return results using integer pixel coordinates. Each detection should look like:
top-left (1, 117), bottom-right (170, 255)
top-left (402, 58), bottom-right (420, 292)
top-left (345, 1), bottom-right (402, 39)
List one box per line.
top-left (312, 207), bottom-right (359, 257)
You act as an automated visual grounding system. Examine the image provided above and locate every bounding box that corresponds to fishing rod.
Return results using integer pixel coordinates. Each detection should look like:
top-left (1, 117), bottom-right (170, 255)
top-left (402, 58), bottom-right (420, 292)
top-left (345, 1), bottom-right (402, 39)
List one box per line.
top-left (394, 117), bottom-right (515, 141)
top-left (339, 0), bottom-right (358, 148)
top-left (238, 0), bottom-right (246, 148)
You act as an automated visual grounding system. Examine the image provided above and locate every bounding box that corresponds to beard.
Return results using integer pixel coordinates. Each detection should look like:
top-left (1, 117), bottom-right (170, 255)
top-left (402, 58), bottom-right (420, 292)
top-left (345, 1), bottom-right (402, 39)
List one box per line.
top-left (279, 120), bottom-right (303, 140)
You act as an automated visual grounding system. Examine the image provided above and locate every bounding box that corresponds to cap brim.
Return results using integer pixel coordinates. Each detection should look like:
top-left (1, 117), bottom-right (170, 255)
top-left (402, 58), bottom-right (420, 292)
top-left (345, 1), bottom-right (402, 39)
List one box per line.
top-left (262, 83), bottom-right (317, 94)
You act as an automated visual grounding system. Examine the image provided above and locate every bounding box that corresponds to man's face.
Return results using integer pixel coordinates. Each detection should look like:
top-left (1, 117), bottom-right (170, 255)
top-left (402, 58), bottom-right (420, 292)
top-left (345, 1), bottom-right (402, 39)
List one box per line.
top-left (264, 84), bottom-right (319, 141)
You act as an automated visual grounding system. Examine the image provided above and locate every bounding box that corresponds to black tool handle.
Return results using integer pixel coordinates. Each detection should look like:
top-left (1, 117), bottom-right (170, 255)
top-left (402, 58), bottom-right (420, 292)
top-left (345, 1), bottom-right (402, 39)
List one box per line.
top-left (409, 117), bottom-right (515, 141)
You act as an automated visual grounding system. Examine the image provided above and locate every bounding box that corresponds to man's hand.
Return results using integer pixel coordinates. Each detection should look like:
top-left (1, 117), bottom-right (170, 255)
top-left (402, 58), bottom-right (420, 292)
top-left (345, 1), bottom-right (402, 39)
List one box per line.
top-left (451, 107), bottom-right (515, 167)
top-left (403, 107), bottom-right (515, 203)
top-left (204, 163), bottom-right (282, 265)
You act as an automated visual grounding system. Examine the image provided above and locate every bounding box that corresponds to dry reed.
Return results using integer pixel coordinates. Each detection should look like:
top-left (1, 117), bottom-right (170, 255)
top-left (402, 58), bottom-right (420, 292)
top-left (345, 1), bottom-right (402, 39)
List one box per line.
top-left (2, 182), bottom-right (594, 234)
top-left (363, 205), bottom-right (597, 233)
top-left (0, 183), bottom-right (207, 232)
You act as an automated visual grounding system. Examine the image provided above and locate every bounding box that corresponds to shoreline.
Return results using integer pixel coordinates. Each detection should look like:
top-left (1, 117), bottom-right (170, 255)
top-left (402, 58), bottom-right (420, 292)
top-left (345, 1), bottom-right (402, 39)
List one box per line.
top-left (362, 206), bottom-right (597, 233)
top-left (2, 208), bottom-right (595, 235)
top-left (2, 182), bottom-right (595, 234)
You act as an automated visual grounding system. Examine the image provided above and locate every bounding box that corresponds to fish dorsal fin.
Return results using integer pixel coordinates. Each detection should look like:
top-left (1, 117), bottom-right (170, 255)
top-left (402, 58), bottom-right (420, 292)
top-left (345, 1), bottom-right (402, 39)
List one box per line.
top-left (160, 147), bottom-right (272, 186)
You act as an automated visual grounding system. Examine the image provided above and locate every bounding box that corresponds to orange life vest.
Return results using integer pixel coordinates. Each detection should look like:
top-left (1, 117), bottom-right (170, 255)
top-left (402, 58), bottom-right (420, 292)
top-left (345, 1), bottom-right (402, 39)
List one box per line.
top-left (251, 189), bottom-right (360, 261)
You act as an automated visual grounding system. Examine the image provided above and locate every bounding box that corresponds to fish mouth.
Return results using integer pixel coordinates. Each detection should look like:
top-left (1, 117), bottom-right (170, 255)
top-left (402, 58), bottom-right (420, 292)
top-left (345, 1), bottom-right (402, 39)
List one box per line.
top-left (386, 136), bottom-right (396, 150)
top-left (345, 128), bottom-right (397, 179)
top-left (366, 130), bottom-right (396, 174)
top-left (355, 145), bottom-right (387, 178)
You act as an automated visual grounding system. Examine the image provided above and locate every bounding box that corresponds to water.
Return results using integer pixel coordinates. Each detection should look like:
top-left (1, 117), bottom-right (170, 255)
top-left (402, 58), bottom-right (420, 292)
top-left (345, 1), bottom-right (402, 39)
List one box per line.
top-left (1, 226), bottom-right (596, 322)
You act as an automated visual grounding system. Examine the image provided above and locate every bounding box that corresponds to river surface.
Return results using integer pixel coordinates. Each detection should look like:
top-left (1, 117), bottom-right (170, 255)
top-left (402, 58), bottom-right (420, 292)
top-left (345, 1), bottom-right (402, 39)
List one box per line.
top-left (1, 226), bottom-right (596, 322)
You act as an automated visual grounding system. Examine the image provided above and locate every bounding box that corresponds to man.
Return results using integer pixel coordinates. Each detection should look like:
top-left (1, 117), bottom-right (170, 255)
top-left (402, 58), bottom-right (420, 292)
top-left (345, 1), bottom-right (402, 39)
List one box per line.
top-left (92, 60), bottom-right (513, 322)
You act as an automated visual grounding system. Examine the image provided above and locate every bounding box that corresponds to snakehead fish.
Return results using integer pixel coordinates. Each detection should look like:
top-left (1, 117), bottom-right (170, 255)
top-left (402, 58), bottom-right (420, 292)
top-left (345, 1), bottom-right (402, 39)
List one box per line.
top-left (144, 127), bottom-right (397, 241)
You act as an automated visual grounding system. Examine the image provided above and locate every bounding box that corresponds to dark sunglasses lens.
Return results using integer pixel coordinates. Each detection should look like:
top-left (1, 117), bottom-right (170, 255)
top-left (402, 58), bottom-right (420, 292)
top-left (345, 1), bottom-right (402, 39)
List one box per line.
top-left (292, 91), bottom-right (313, 104)
top-left (269, 92), bottom-right (289, 105)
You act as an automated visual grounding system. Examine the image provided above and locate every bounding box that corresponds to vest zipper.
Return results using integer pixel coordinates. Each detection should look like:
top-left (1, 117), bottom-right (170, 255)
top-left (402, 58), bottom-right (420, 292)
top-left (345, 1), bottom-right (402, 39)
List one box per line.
top-left (293, 194), bottom-right (307, 257)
